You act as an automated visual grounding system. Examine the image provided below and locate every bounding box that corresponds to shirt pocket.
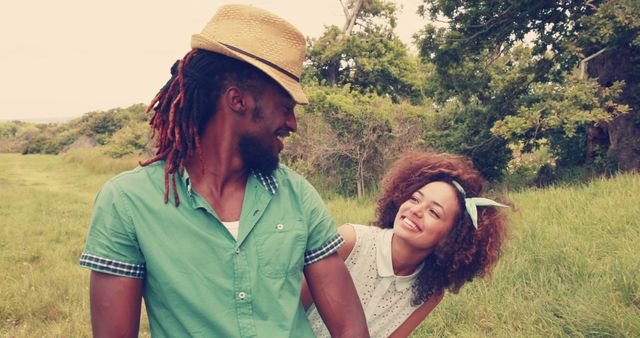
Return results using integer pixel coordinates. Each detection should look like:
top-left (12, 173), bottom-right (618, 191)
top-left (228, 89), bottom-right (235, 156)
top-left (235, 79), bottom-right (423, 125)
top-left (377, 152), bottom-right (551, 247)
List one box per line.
top-left (255, 218), bottom-right (306, 278)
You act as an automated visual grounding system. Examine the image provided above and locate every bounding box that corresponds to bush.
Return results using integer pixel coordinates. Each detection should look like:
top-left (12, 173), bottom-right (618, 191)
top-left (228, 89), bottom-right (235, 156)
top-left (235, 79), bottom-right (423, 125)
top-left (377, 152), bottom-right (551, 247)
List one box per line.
top-left (424, 98), bottom-right (511, 181)
top-left (103, 122), bottom-right (151, 158)
top-left (21, 135), bottom-right (50, 155)
top-left (283, 84), bottom-right (431, 198)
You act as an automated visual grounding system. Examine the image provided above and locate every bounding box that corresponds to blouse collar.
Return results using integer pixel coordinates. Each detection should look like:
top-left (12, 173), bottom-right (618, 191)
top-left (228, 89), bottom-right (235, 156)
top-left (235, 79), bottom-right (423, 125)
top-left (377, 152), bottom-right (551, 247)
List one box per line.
top-left (376, 228), bottom-right (424, 291)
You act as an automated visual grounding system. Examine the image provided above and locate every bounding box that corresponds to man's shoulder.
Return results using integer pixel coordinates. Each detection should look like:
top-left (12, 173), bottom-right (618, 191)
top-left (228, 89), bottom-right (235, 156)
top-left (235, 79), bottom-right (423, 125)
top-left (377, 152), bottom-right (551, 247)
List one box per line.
top-left (273, 164), bottom-right (313, 190)
top-left (105, 161), bottom-right (166, 193)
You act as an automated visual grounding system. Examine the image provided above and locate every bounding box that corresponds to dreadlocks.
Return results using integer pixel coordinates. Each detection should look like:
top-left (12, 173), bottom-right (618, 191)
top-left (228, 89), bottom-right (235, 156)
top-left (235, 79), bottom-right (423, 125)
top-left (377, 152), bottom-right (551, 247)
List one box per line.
top-left (140, 49), bottom-right (272, 206)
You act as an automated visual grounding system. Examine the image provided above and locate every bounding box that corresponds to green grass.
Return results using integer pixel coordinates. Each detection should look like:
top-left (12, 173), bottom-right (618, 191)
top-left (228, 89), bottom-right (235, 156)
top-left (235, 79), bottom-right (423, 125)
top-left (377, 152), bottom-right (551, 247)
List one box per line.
top-left (0, 154), bottom-right (149, 337)
top-left (413, 174), bottom-right (640, 337)
top-left (61, 148), bottom-right (141, 175)
top-left (1, 153), bottom-right (638, 337)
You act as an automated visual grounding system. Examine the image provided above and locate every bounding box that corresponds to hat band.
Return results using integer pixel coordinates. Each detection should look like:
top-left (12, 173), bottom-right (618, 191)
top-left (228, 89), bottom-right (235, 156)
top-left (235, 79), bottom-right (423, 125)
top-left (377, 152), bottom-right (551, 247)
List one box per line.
top-left (221, 43), bottom-right (300, 83)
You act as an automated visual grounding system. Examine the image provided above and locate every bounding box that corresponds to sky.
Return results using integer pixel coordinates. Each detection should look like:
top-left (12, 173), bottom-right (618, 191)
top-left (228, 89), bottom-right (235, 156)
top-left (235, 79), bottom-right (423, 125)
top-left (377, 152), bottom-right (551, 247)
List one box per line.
top-left (0, 0), bottom-right (427, 122)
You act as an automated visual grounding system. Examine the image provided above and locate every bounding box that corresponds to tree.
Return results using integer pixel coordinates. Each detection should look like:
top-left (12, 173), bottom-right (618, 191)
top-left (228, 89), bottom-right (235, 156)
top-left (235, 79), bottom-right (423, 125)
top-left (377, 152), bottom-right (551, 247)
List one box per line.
top-left (422, 96), bottom-right (512, 181)
top-left (283, 84), bottom-right (431, 197)
top-left (417, 0), bottom-right (640, 170)
top-left (104, 121), bottom-right (152, 158)
top-left (491, 76), bottom-right (629, 165)
top-left (299, 85), bottom-right (393, 197)
top-left (413, 43), bottom-right (543, 179)
top-left (305, 0), bottom-right (425, 103)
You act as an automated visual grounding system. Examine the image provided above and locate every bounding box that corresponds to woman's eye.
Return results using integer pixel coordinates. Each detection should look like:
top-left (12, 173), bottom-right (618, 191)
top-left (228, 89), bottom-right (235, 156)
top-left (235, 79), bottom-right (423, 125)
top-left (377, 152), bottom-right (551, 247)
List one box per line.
top-left (430, 210), bottom-right (441, 219)
top-left (409, 196), bottom-right (419, 202)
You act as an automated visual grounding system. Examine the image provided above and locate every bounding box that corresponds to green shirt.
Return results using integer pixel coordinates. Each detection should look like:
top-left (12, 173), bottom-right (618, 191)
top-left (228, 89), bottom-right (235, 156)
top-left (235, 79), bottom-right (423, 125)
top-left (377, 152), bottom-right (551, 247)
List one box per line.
top-left (80, 161), bottom-right (343, 337)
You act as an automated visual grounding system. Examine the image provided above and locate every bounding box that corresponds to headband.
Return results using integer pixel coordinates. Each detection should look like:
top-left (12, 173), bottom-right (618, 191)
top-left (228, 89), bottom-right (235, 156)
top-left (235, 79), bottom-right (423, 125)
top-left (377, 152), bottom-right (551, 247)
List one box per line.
top-left (451, 180), bottom-right (508, 229)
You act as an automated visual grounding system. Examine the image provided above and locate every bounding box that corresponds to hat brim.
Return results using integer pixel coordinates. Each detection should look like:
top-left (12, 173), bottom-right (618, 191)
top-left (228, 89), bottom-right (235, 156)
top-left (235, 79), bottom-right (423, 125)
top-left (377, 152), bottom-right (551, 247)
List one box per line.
top-left (192, 34), bottom-right (308, 105)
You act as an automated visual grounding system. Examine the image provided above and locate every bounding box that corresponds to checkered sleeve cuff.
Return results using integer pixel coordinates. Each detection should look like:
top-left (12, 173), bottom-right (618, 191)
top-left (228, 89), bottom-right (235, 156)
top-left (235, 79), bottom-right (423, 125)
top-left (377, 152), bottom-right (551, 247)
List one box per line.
top-left (79, 253), bottom-right (145, 279)
top-left (304, 233), bottom-right (345, 266)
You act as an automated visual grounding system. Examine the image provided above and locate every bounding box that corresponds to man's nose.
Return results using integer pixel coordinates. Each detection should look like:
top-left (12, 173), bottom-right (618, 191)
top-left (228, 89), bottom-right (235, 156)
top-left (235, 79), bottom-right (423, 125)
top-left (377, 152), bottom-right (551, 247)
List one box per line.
top-left (286, 111), bottom-right (297, 133)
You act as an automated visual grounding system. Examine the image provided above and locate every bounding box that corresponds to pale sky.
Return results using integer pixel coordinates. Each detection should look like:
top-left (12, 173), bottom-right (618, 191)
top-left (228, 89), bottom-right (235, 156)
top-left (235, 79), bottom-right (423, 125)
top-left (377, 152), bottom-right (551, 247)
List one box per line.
top-left (0, 0), bottom-right (427, 122)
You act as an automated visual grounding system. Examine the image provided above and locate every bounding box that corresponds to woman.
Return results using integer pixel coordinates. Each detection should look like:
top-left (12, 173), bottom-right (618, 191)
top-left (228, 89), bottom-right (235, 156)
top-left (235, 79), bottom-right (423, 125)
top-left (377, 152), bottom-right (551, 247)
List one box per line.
top-left (303, 152), bottom-right (509, 337)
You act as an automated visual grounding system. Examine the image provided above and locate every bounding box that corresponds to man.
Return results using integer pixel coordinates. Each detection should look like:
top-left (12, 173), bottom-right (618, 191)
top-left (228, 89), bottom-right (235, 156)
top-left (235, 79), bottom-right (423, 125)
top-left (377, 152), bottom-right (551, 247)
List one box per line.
top-left (79, 4), bottom-right (369, 337)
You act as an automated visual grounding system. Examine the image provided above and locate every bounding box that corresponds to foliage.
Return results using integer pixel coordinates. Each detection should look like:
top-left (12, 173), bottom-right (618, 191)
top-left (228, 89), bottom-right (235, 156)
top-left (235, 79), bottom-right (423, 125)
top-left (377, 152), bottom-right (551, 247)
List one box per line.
top-left (493, 79), bottom-right (628, 143)
top-left (416, 0), bottom-right (640, 173)
top-left (305, 0), bottom-right (425, 103)
top-left (423, 97), bottom-right (511, 181)
top-left (283, 83), bottom-right (432, 197)
top-left (412, 44), bottom-right (541, 180)
top-left (103, 121), bottom-right (152, 158)
top-left (492, 77), bottom-right (629, 156)
top-left (498, 143), bottom-right (556, 191)
top-left (0, 122), bottom-right (19, 138)
top-left (416, 0), bottom-right (639, 79)
top-left (88, 113), bottom-right (124, 138)
top-left (291, 84), bottom-right (392, 197)
top-left (578, 0), bottom-right (640, 53)
top-left (0, 104), bottom-right (150, 156)
top-left (19, 124), bottom-right (77, 155)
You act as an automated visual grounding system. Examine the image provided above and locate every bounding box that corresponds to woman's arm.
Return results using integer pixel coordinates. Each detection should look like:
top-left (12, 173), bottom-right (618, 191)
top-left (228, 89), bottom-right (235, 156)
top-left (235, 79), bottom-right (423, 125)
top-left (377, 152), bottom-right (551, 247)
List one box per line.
top-left (388, 292), bottom-right (444, 338)
top-left (301, 223), bottom-right (357, 310)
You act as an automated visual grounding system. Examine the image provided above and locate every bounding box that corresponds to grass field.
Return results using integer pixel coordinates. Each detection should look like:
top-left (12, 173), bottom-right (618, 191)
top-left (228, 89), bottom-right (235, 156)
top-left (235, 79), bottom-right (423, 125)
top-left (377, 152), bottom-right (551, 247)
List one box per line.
top-left (1, 153), bottom-right (638, 337)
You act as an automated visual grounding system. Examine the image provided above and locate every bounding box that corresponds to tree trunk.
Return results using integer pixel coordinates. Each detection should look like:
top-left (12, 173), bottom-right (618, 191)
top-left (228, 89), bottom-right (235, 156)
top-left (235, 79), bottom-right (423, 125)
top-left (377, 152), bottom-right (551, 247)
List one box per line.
top-left (356, 156), bottom-right (364, 198)
top-left (327, 64), bottom-right (338, 85)
top-left (342, 0), bottom-right (365, 36)
top-left (586, 47), bottom-right (640, 170)
top-left (325, 0), bottom-right (365, 86)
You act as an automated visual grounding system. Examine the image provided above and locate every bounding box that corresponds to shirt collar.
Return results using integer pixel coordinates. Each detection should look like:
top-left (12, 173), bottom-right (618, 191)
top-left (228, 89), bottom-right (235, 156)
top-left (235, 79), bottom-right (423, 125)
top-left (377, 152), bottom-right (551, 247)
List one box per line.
top-left (181, 168), bottom-right (278, 197)
top-left (176, 169), bottom-right (195, 208)
top-left (376, 229), bottom-right (424, 291)
top-left (180, 170), bottom-right (192, 196)
top-left (252, 169), bottom-right (278, 195)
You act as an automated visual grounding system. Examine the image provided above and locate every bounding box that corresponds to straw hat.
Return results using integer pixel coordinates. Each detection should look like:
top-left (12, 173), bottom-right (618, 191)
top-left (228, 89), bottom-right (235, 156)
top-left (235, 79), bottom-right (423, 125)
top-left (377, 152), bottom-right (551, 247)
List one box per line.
top-left (192, 4), bottom-right (308, 104)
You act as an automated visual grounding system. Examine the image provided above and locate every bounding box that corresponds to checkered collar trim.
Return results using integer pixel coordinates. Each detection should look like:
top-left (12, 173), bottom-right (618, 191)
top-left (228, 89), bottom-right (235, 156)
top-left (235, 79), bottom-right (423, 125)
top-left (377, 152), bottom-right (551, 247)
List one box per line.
top-left (252, 170), bottom-right (278, 195)
top-left (180, 170), bottom-right (194, 199)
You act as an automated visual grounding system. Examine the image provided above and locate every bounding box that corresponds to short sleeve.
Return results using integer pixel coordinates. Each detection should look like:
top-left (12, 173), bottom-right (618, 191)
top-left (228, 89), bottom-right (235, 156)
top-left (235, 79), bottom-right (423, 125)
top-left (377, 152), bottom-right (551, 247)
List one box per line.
top-left (300, 179), bottom-right (344, 265)
top-left (79, 180), bottom-right (145, 278)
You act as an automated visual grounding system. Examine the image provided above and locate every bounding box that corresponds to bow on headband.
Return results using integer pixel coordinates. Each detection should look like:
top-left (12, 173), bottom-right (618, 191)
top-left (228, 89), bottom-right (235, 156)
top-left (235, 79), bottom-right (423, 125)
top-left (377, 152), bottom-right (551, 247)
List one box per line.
top-left (451, 180), bottom-right (508, 229)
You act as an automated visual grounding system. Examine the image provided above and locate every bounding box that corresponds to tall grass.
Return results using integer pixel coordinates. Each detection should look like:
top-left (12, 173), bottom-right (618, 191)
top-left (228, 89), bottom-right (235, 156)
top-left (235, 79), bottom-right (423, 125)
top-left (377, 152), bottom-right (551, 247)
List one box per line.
top-left (413, 173), bottom-right (640, 337)
top-left (62, 148), bottom-right (140, 175)
top-left (1, 154), bottom-right (638, 337)
top-left (0, 154), bottom-right (150, 337)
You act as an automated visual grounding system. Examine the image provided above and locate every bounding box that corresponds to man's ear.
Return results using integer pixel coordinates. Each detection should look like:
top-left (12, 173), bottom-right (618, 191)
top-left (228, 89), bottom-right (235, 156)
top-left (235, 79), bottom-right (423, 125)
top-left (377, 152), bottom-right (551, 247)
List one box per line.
top-left (223, 87), bottom-right (254, 116)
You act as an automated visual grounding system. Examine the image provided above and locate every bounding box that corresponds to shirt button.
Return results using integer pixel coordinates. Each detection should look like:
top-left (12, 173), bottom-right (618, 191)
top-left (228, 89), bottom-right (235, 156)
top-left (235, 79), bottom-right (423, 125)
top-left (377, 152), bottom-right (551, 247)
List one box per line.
top-left (276, 223), bottom-right (284, 230)
top-left (235, 248), bottom-right (241, 254)
top-left (238, 292), bottom-right (246, 300)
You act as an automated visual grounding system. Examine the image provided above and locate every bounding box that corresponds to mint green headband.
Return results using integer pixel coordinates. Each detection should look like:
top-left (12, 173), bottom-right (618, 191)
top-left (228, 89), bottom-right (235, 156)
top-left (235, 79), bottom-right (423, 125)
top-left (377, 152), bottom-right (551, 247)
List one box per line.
top-left (451, 180), bottom-right (508, 229)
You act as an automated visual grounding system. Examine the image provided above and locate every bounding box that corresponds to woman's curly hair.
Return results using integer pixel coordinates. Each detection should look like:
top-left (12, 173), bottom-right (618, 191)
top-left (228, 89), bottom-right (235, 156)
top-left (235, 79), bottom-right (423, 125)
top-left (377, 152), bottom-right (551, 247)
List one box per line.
top-left (373, 152), bottom-right (509, 305)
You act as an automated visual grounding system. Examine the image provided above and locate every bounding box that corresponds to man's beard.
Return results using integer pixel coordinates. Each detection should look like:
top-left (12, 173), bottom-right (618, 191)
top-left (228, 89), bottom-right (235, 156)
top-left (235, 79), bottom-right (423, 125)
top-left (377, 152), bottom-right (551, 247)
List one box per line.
top-left (238, 134), bottom-right (279, 175)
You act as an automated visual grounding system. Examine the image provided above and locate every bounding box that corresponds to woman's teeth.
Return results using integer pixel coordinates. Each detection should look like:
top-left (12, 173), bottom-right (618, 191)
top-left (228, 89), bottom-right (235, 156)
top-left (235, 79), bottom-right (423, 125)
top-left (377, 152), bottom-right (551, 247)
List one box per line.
top-left (403, 217), bottom-right (420, 232)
